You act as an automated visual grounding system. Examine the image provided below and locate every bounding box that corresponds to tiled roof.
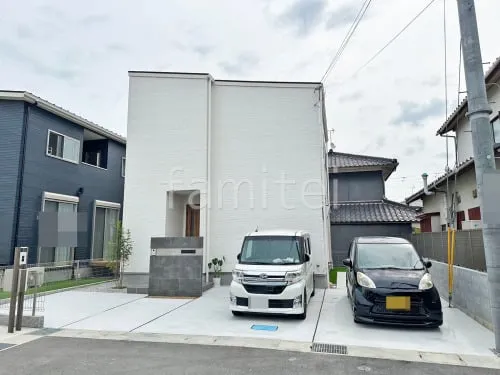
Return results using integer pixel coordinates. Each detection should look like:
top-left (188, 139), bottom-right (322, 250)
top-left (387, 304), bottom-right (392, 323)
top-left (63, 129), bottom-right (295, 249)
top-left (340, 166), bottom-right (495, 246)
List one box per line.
top-left (437, 56), bottom-right (500, 135)
top-left (0, 90), bottom-right (126, 144)
top-left (330, 199), bottom-right (419, 224)
top-left (328, 151), bottom-right (397, 169)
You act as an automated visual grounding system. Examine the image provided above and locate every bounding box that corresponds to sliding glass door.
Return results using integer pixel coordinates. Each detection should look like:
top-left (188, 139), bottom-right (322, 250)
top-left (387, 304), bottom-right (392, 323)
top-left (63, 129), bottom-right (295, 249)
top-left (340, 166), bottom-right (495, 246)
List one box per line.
top-left (39, 199), bottom-right (77, 264)
top-left (92, 205), bottom-right (120, 260)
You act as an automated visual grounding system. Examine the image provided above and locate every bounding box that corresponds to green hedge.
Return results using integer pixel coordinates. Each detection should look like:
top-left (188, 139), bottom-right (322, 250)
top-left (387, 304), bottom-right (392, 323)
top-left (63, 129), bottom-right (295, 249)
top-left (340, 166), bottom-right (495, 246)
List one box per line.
top-left (329, 266), bottom-right (347, 284)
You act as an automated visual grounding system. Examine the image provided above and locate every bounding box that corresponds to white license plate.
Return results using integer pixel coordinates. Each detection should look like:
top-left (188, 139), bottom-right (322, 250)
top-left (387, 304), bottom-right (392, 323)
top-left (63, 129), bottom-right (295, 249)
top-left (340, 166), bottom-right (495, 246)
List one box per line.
top-left (249, 296), bottom-right (268, 309)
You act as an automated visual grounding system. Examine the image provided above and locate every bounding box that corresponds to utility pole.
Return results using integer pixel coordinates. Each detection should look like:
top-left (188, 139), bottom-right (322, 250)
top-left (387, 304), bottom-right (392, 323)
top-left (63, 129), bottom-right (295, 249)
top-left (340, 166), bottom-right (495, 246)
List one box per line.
top-left (456, 0), bottom-right (500, 352)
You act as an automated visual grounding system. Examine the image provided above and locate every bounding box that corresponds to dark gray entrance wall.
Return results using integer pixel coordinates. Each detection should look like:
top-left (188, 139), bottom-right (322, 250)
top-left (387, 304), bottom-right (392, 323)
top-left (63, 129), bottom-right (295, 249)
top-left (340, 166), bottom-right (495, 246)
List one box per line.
top-left (329, 171), bottom-right (384, 202)
top-left (331, 223), bottom-right (412, 266)
top-left (16, 105), bottom-right (125, 264)
top-left (0, 101), bottom-right (25, 265)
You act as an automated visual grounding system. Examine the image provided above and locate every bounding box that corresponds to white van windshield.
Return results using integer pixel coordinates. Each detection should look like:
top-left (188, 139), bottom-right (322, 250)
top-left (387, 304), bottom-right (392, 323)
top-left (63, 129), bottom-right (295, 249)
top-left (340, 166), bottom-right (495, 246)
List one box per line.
top-left (239, 236), bottom-right (303, 265)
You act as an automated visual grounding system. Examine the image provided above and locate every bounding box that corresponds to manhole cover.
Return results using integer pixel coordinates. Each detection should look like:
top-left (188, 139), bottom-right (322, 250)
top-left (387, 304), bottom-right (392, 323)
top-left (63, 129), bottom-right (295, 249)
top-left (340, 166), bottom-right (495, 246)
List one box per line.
top-left (311, 343), bottom-right (348, 355)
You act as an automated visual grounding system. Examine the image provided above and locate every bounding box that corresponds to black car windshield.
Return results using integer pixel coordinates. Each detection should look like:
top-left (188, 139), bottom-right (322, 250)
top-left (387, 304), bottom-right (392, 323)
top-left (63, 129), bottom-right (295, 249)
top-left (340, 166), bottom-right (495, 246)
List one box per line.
top-left (356, 243), bottom-right (424, 270)
top-left (239, 236), bottom-right (302, 265)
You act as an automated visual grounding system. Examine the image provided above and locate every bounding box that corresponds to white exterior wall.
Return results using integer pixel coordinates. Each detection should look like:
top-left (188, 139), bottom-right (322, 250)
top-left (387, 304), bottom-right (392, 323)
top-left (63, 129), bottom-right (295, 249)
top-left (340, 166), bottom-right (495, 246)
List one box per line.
top-left (456, 84), bottom-right (500, 164)
top-left (123, 73), bottom-right (330, 277)
top-left (123, 73), bottom-right (209, 273)
top-left (421, 193), bottom-right (447, 228)
top-left (210, 82), bottom-right (329, 275)
top-left (420, 166), bottom-right (495, 231)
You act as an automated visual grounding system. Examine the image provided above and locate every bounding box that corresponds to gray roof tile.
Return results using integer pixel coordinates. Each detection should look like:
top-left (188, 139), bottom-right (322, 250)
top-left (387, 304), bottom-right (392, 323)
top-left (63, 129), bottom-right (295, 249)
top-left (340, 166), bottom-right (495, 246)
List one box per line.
top-left (328, 151), bottom-right (397, 169)
top-left (330, 199), bottom-right (419, 223)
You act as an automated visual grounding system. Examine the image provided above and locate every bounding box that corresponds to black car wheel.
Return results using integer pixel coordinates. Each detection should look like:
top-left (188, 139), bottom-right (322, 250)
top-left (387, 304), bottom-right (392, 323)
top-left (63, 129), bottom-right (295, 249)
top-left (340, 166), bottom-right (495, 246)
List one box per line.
top-left (232, 311), bottom-right (243, 317)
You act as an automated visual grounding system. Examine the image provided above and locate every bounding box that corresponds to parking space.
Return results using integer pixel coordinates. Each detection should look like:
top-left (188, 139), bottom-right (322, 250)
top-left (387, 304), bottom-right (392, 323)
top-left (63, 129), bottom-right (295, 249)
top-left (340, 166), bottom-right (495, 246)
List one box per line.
top-left (315, 287), bottom-right (495, 357)
top-left (64, 296), bottom-right (191, 332)
top-left (40, 291), bottom-right (145, 328)
top-left (133, 287), bottom-right (322, 342)
top-left (36, 280), bottom-right (496, 360)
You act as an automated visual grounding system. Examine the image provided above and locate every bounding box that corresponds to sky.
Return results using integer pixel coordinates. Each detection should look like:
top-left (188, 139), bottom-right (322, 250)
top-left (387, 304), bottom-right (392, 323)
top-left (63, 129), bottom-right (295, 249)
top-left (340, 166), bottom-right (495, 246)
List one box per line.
top-left (1, 0), bottom-right (500, 202)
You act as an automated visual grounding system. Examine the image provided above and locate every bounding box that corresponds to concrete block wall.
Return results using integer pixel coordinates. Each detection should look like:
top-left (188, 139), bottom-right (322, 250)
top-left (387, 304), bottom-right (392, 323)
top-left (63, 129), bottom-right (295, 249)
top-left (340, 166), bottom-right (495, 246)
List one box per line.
top-left (429, 260), bottom-right (492, 330)
top-left (149, 255), bottom-right (203, 297)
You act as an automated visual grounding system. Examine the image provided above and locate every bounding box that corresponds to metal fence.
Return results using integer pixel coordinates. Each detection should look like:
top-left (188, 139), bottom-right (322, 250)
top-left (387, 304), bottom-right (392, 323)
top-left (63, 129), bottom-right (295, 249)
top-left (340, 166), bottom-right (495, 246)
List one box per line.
top-left (404, 229), bottom-right (486, 272)
top-left (0, 259), bottom-right (122, 314)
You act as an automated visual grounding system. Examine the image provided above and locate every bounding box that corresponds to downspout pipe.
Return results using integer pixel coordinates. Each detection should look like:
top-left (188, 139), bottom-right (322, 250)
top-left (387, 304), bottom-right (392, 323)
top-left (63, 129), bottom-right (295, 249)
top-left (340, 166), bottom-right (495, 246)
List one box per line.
top-left (11, 103), bottom-right (30, 264)
top-left (205, 76), bottom-right (212, 285)
top-left (422, 172), bottom-right (450, 227)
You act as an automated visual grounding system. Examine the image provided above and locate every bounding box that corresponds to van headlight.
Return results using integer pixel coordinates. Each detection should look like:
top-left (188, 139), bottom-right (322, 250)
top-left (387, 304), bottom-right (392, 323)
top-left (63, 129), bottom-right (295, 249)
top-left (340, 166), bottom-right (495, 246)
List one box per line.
top-left (419, 273), bottom-right (433, 290)
top-left (285, 271), bottom-right (303, 284)
top-left (232, 270), bottom-right (244, 284)
top-left (356, 272), bottom-right (376, 289)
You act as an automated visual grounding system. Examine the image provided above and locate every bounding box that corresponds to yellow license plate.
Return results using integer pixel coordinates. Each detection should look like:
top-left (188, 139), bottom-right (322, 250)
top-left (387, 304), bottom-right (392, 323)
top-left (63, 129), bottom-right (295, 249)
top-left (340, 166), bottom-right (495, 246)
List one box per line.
top-left (386, 296), bottom-right (410, 310)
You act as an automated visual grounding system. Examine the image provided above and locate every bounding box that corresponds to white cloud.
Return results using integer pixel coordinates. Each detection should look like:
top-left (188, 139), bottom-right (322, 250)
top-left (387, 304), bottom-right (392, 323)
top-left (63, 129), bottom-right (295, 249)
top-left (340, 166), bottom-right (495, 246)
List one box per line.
top-left (1, 0), bottom-right (499, 202)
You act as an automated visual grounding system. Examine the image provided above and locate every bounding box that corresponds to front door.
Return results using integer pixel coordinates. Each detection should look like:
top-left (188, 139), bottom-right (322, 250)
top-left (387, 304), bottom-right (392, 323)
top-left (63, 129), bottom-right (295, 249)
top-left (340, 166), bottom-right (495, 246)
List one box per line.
top-left (185, 204), bottom-right (200, 237)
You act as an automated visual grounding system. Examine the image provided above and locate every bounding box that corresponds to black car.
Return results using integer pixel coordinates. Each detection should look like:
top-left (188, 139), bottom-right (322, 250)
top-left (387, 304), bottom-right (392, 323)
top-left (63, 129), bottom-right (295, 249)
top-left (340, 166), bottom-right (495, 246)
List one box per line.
top-left (343, 236), bottom-right (443, 328)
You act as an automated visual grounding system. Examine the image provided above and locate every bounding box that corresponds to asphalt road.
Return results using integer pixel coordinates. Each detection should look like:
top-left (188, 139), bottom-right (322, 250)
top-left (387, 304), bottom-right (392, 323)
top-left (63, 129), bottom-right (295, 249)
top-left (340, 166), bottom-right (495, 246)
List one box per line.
top-left (0, 337), bottom-right (497, 375)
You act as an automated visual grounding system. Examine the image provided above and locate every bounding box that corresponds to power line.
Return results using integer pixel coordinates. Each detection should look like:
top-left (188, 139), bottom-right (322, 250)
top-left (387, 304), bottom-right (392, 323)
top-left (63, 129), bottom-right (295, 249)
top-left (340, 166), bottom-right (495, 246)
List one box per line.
top-left (320, 0), bottom-right (373, 83)
top-left (349, 0), bottom-right (438, 79)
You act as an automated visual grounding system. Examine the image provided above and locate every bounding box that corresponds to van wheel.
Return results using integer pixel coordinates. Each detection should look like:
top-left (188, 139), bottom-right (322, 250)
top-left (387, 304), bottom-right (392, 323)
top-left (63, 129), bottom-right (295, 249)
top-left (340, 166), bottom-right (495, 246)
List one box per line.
top-left (297, 290), bottom-right (307, 320)
top-left (232, 311), bottom-right (243, 316)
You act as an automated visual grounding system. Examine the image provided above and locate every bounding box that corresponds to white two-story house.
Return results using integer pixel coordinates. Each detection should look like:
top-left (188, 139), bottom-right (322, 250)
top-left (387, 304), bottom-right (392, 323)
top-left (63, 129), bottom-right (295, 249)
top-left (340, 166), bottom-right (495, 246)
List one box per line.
top-left (122, 71), bottom-right (332, 287)
top-left (405, 57), bottom-right (500, 231)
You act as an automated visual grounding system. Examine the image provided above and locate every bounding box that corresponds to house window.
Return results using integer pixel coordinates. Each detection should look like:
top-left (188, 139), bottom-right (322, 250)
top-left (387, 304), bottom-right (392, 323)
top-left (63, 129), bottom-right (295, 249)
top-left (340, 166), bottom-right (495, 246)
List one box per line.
top-left (492, 117), bottom-right (500, 144)
top-left (47, 130), bottom-right (80, 164)
top-left (81, 129), bottom-right (108, 169)
top-left (121, 157), bottom-right (126, 177)
top-left (456, 211), bottom-right (466, 230)
top-left (468, 206), bottom-right (481, 220)
top-left (92, 201), bottom-right (120, 260)
top-left (39, 193), bottom-right (78, 264)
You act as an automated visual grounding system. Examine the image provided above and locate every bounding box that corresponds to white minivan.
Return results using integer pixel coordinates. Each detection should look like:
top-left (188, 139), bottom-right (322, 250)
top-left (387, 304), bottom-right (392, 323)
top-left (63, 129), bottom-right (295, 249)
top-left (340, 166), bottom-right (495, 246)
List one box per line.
top-left (229, 230), bottom-right (315, 319)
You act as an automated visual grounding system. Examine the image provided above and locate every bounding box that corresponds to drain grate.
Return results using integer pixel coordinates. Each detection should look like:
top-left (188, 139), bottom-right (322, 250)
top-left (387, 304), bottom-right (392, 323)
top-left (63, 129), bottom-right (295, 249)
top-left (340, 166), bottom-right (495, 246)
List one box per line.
top-left (311, 343), bottom-right (348, 355)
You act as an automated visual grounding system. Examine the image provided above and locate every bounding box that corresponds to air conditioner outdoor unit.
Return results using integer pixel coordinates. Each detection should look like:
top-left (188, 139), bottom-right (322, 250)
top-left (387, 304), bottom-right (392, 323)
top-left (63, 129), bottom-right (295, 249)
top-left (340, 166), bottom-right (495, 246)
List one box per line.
top-left (2, 267), bottom-right (44, 292)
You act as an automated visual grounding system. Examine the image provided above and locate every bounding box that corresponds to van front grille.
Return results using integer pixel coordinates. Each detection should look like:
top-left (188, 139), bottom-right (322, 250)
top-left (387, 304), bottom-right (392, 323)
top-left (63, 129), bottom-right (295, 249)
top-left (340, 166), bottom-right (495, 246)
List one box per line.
top-left (243, 284), bottom-right (287, 294)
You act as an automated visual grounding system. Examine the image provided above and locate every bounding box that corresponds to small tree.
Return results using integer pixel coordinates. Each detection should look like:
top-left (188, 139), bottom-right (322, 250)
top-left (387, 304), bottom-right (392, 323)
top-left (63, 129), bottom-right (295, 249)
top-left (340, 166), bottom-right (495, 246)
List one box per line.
top-left (107, 220), bottom-right (133, 289)
top-left (208, 256), bottom-right (225, 279)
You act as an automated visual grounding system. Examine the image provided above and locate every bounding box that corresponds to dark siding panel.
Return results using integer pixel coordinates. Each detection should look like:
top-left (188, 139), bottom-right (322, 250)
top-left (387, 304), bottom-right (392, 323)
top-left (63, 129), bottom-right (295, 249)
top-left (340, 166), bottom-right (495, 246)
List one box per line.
top-left (329, 171), bottom-right (384, 202)
top-left (18, 105), bottom-right (125, 264)
top-left (330, 224), bottom-right (412, 266)
top-left (0, 101), bottom-right (24, 264)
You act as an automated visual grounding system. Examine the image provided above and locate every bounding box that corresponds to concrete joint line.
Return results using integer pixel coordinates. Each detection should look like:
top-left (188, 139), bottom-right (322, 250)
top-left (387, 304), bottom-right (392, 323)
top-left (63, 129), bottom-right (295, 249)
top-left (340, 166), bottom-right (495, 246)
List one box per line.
top-left (60, 295), bottom-right (146, 329)
top-left (128, 298), bottom-right (195, 332)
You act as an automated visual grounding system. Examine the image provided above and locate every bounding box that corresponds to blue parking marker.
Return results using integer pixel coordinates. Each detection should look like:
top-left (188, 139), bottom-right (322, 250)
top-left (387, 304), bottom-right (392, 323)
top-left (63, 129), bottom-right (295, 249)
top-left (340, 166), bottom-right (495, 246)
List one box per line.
top-left (251, 324), bottom-right (278, 331)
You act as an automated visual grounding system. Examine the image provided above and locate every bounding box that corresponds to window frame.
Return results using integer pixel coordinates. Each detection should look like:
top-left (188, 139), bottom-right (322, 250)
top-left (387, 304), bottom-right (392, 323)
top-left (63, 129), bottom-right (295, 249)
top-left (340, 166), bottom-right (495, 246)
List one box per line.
top-left (91, 200), bottom-right (121, 260)
top-left (46, 129), bottom-right (81, 165)
top-left (491, 113), bottom-right (500, 144)
top-left (38, 191), bottom-right (80, 265)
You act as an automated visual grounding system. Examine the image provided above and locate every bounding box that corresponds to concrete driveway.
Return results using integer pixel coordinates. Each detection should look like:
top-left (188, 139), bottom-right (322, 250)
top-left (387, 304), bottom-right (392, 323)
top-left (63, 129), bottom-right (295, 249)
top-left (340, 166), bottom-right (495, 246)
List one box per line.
top-left (22, 277), bottom-right (498, 368)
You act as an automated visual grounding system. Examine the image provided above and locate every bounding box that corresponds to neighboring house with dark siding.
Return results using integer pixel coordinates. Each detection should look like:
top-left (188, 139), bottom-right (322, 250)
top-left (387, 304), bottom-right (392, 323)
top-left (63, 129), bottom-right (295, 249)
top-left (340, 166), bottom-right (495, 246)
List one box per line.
top-left (0, 91), bottom-right (126, 266)
top-left (328, 151), bottom-right (418, 265)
